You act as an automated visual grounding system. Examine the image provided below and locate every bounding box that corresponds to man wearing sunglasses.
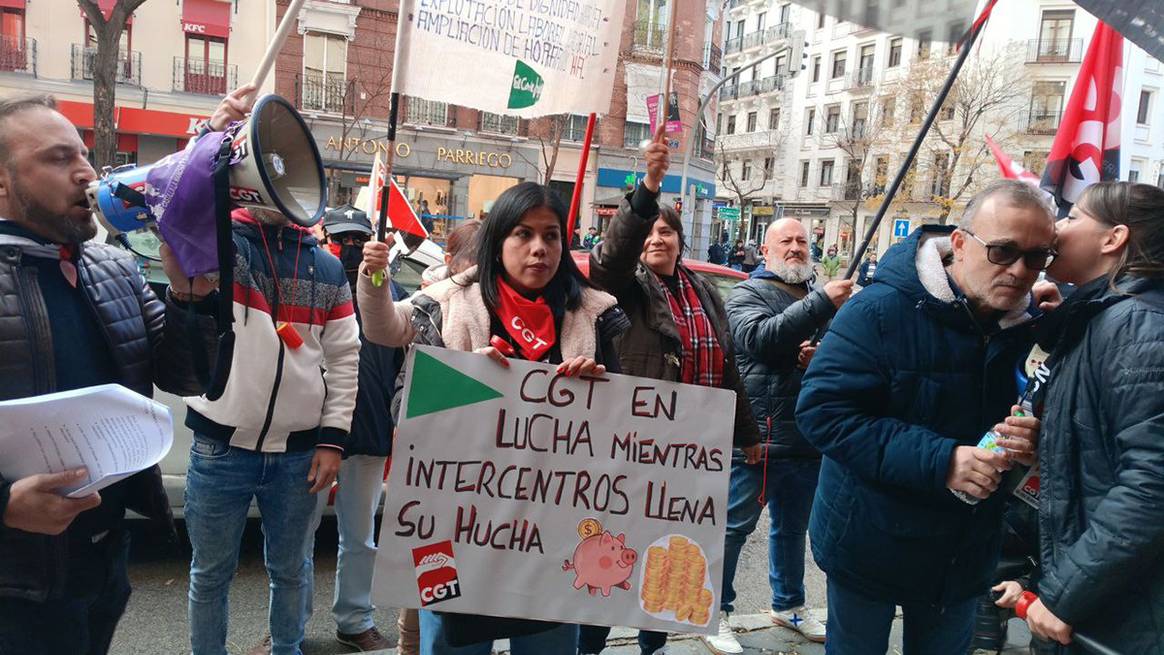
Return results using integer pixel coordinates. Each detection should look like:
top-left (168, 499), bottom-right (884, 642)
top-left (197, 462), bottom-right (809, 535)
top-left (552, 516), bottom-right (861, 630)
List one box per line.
top-left (795, 179), bottom-right (1053, 655)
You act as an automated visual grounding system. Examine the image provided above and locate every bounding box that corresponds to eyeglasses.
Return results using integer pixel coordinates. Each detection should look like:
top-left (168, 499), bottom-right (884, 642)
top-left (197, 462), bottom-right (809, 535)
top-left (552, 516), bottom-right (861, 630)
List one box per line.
top-left (962, 229), bottom-right (1057, 271)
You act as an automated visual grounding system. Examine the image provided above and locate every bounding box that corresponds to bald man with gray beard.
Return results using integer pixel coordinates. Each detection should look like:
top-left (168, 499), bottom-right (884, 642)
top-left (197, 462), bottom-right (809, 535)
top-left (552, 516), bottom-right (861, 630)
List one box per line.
top-left (703, 219), bottom-right (852, 654)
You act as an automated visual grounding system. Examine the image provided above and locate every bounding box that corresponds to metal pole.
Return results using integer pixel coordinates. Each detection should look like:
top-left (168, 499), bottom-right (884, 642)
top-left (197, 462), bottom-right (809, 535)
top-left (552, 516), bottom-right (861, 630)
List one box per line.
top-left (678, 45), bottom-right (791, 239)
top-left (566, 113), bottom-right (598, 241)
top-left (842, 7), bottom-right (992, 280)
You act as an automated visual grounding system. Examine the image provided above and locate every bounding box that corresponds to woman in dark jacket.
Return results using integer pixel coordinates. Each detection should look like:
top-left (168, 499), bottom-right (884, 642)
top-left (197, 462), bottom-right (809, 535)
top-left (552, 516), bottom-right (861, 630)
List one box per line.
top-left (392, 182), bottom-right (629, 655)
top-left (580, 131), bottom-right (761, 654)
top-left (1023, 181), bottom-right (1164, 652)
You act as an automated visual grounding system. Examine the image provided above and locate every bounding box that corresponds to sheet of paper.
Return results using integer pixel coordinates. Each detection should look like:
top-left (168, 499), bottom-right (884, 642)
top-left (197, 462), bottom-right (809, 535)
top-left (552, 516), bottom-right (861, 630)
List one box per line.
top-left (0, 384), bottom-right (173, 498)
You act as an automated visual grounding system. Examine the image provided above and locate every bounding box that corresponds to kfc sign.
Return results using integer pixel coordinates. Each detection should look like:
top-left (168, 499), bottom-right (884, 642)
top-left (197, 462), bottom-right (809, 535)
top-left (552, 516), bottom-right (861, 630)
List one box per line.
top-left (183, 22), bottom-right (207, 33)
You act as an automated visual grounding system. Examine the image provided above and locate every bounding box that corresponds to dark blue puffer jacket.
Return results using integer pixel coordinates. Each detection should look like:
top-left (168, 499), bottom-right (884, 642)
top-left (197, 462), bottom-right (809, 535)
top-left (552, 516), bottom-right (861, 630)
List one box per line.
top-left (795, 225), bottom-right (1039, 605)
top-left (1035, 275), bottom-right (1164, 653)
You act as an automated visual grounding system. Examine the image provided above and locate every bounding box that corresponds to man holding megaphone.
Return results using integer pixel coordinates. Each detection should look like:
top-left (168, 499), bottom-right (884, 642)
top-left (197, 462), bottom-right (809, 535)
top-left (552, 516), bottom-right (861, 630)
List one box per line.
top-left (0, 94), bottom-right (219, 655)
top-left (180, 85), bottom-right (361, 655)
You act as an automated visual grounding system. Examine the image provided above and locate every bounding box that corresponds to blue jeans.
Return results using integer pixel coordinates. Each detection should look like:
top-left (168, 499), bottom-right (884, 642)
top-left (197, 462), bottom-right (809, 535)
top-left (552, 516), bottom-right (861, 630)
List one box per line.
top-left (185, 435), bottom-right (320, 655)
top-left (825, 579), bottom-right (975, 655)
top-left (307, 454), bottom-right (388, 634)
top-left (419, 610), bottom-right (579, 655)
top-left (577, 624), bottom-right (666, 654)
top-left (720, 453), bottom-right (820, 613)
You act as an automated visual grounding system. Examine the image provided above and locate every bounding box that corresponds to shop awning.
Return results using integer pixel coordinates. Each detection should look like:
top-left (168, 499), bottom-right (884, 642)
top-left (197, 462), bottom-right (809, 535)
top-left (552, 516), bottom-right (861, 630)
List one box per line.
top-left (0, 1), bottom-right (26, 11)
top-left (57, 100), bottom-right (208, 139)
top-left (181, 0), bottom-right (231, 39)
top-left (83, 0), bottom-right (133, 23)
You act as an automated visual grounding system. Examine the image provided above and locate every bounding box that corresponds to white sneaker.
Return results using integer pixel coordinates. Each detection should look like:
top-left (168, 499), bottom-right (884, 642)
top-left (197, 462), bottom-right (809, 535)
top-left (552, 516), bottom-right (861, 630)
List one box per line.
top-left (771, 606), bottom-right (827, 643)
top-left (701, 611), bottom-right (743, 654)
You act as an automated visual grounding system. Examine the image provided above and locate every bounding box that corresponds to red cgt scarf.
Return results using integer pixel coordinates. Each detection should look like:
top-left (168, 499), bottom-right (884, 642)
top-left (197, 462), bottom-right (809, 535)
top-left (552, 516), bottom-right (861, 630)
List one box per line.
top-left (495, 276), bottom-right (556, 361)
top-left (658, 268), bottom-right (724, 387)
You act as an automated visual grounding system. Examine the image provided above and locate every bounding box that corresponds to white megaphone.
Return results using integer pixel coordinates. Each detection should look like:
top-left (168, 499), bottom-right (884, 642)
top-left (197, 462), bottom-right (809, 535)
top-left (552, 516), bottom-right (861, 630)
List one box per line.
top-left (86, 94), bottom-right (327, 278)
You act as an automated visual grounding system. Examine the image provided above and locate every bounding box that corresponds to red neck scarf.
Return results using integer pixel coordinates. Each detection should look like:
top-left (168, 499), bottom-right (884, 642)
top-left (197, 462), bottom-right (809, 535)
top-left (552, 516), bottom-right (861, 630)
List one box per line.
top-left (495, 276), bottom-right (556, 361)
top-left (658, 268), bottom-right (724, 387)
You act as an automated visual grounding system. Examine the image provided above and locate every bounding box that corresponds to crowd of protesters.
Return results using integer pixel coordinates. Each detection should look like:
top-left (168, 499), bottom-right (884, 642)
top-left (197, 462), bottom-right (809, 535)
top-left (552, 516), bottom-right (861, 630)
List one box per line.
top-left (1, 82), bottom-right (1162, 655)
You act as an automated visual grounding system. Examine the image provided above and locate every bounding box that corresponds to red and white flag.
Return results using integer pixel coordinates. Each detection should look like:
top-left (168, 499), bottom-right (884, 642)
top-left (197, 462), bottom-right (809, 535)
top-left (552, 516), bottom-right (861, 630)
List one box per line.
top-left (1040, 21), bottom-right (1124, 212)
top-left (363, 150), bottom-right (387, 219)
top-left (383, 177), bottom-right (428, 240)
top-left (985, 135), bottom-right (1041, 185)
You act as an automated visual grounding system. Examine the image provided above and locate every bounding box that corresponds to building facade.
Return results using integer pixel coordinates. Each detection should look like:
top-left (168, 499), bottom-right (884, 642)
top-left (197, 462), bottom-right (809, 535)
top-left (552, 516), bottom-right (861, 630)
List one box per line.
top-left (268, 0), bottom-right (726, 245)
top-left (1, 0), bottom-right (725, 248)
top-left (713, 0), bottom-right (1164, 265)
top-left (0, 0), bottom-right (273, 165)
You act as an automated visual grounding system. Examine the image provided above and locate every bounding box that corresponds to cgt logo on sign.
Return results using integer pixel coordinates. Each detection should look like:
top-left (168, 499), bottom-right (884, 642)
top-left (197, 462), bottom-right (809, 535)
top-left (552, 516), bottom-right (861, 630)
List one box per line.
top-left (412, 540), bottom-right (463, 607)
top-left (507, 60), bottom-right (544, 110)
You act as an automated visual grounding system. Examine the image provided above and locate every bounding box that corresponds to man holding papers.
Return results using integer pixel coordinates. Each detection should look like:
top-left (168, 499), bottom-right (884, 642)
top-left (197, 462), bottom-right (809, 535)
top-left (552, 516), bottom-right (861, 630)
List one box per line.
top-left (0, 95), bottom-right (217, 654)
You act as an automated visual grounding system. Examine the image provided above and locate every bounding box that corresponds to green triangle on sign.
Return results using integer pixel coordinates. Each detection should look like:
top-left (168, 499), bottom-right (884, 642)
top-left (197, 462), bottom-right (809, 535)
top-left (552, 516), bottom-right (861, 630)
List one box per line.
top-left (406, 350), bottom-right (505, 419)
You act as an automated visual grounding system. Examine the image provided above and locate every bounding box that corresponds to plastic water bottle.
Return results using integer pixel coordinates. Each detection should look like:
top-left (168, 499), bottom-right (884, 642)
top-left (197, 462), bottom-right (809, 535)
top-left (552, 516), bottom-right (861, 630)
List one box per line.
top-left (951, 428), bottom-right (1010, 505)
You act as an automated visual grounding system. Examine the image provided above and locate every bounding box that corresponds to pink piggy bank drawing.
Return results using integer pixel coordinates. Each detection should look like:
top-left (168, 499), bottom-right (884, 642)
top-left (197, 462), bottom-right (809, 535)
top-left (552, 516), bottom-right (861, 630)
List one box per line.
top-left (562, 518), bottom-right (638, 597)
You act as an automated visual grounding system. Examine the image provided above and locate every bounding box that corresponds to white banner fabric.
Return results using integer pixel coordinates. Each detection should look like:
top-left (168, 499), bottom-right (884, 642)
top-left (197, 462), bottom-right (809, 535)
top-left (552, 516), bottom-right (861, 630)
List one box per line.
top-left (372, 346), bottom-right (735, 635)
top-left (395, 0), bottom-right (626, 117)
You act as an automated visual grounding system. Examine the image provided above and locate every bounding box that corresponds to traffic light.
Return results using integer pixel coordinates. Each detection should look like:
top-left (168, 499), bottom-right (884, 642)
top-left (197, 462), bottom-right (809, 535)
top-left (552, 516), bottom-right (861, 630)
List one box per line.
top-left (675, 198), bottom-right (683, 212)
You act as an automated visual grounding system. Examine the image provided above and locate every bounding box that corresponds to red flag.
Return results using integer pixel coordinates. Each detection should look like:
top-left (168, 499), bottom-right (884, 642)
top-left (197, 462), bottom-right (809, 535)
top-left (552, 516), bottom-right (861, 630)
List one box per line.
top-left (1040, 21), bottom-right (1124, 212)
top-left (985, 135), bottom-right (1041, 185)
top-left (386, 177), bottom-right (428, 239)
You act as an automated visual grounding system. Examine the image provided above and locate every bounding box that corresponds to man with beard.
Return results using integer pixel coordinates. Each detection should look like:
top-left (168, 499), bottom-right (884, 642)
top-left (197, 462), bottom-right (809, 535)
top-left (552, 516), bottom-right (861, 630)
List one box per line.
top-left (0, 95), bottom-right (216, 653)
top-left (304, 206), bottom-right (403, 652)
top-left (704, 219), bottom-right (850, 653)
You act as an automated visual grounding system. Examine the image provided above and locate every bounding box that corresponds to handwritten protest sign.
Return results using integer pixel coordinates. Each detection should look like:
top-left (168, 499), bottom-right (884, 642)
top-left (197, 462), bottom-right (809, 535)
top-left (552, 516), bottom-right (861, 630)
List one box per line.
top-left (393, 0), bottom-right (625, 117)
top-left (372, 346), bottom-right (735, 634)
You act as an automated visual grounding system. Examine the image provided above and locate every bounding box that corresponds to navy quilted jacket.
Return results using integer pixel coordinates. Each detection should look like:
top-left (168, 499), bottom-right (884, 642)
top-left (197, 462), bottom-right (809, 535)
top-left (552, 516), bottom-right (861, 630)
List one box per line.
top-left (1035, 275), bottom-right (1164, 653)
top-left (796, 225), bottom-right (1039, 605)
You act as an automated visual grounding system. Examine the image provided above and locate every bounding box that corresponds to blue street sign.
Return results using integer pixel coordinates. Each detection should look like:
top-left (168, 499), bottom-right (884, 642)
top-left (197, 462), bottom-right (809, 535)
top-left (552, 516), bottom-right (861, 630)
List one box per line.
top-left (893, 218), bottom-right (911, 239)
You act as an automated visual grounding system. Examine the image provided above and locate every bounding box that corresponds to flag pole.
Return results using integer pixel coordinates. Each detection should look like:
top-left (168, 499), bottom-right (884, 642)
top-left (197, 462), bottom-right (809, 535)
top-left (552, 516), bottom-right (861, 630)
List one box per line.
top-left (247, 0), bottom-right (309, 99)
top-left (371, 0), bottom-right (414, 287)
top-left (656, 0), bottom-right (680, 132)
top-left (809, 0), bottom-right (998, 345)
top-left (841, 0), bottom-right (997, 282)
top-left (566, 113), bottom-right (597, 241)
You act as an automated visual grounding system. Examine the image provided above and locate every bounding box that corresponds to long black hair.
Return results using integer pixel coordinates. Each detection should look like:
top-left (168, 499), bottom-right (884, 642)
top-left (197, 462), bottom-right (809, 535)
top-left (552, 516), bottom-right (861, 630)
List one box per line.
top-left (475, 182), bottom-right (593, 312)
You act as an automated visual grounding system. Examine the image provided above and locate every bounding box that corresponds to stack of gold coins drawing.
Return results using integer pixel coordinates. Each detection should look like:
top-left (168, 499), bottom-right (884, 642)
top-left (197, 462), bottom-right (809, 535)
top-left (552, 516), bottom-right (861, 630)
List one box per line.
top-left (639, 535), bottom-right (713, 625)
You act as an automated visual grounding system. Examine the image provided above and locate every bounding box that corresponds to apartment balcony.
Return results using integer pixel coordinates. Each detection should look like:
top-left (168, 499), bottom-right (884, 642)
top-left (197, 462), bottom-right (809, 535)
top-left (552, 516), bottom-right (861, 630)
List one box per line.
top-left (1026, 39), bottom-right (1083, 64)
top-left (725, 22), bottom-right (790, 56)
top-left (479, 111), bottom-right (519, 136)
top-left (703, 43), bottom-right (722, 74)
top-left (71, 44), bottom-right (140, 86)
top-left (0, 36), bottom-right (35, 76)
top-left (405, 98), bottom-right (455, 128)
top-left (1025, 110), bottom-right (1061, 135)
top-left (173, 57), bottom-right (236, 95)
top-left (633, 19), bottom-right (666, 53)
top-left (832, 182), bottom-right (863, 201)
top-left (717, 130), bottom-right (782, 152)
top-left (848, 67), bottom-right (875, 91)
top-left (719, 75), bottom-right (785, 101)
top-left (296, 73), bottom-right (351, 114)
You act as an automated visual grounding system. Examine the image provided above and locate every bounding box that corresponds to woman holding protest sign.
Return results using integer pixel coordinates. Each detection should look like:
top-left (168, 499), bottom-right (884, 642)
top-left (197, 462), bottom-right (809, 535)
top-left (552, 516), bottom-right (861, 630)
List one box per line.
top-left (390, 181), bottom-right (630, 655)
top-left (358, 219), bottom-right (481, 655)
top-left (581, 127), bottom-right (762, 655)
top-left (1015, 181), bottom-right (1164, 652)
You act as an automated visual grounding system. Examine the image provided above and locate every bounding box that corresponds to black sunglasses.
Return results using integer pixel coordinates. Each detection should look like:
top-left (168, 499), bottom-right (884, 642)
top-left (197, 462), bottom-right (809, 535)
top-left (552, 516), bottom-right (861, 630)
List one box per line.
top-left (962, 229), bottom-right (1057, 271)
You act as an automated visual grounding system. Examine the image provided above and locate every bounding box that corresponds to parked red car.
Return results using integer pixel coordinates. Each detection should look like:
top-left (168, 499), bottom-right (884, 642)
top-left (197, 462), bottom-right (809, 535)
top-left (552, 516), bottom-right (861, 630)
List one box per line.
top-left (571, 251), bottom-right (747, 300)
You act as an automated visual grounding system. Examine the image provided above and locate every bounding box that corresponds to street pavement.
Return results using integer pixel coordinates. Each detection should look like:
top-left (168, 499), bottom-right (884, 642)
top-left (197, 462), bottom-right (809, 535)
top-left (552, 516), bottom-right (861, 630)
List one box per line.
top-left (110, 513), bottom-right (1033, 654)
